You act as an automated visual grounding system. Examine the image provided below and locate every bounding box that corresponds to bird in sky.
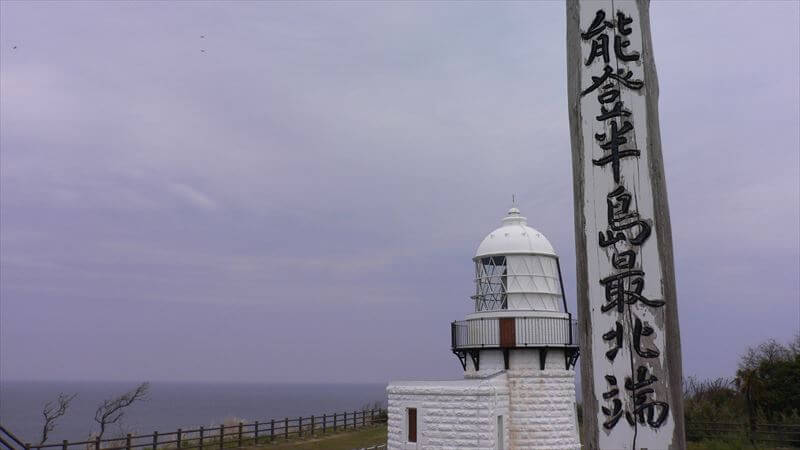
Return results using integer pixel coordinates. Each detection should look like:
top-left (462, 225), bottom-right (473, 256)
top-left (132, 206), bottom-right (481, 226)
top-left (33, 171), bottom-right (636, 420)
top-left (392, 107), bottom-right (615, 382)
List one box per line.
top-left (12, 45), bottom-right (17, 50)
top-left (200, 35), bottom-right (205, 39)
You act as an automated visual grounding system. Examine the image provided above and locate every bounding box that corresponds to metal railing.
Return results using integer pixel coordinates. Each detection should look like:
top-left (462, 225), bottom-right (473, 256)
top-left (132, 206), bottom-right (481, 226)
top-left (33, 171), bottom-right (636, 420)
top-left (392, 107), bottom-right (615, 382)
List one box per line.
top-left (1, 426), bottom-right (26, 450)
top-left (0, 408), bottom-right (386, 450)
top-left (451, 315), bottom-right (577, 350)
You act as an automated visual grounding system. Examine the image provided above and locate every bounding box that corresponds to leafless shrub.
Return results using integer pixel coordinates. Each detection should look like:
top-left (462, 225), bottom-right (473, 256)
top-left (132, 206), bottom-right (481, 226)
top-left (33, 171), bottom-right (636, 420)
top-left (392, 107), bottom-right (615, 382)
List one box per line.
top-left (40, 392), bottom-right (77, 445)
top-left (94, 382), bottom-right (150, 439)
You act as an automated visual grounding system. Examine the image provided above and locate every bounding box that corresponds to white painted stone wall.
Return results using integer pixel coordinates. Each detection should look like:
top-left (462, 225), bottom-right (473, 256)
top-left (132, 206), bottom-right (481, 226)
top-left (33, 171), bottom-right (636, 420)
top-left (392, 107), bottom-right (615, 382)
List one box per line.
top-left (387, 366), bottom-right (580, 450)
top-left (506, 368), bottom-right (581, 450)
top-left (464, 350), bottom-right (505, 379)
top-left (387, 377), bottom-right (510, 450)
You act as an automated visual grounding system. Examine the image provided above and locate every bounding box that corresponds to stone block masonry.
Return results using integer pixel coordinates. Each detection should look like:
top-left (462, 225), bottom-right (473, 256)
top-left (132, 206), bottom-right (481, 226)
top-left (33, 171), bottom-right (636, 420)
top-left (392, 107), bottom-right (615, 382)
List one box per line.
top-left (387, 377), bottom-right (509, 449)
top-left (507, 369), bottom-right (580, 450)
top-left (387, 370), bottom-right (580, 449)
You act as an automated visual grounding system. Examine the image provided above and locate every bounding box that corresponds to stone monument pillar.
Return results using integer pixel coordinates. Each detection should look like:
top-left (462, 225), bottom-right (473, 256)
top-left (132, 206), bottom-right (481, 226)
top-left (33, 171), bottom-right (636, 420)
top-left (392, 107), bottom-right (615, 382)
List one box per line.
top-left (567, 1), bottom-right (686, 448)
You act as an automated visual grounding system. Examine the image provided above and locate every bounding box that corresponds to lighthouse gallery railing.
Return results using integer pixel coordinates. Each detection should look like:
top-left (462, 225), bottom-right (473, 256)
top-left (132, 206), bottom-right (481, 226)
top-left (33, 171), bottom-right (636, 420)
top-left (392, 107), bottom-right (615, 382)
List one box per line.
top-left (451, 315), bottom-right (577, 350)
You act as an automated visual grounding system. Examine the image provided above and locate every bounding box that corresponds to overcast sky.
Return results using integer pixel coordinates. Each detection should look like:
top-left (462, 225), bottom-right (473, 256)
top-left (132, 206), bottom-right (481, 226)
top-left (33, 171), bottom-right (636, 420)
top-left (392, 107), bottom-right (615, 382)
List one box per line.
top-left (1, 1), bottom-right (798, 384)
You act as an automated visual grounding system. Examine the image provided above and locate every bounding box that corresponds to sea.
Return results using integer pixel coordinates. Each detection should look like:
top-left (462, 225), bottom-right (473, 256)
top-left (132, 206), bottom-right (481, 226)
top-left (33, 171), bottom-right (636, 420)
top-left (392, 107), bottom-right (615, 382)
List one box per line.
top-left (0, 380), bottom-right (388, 444)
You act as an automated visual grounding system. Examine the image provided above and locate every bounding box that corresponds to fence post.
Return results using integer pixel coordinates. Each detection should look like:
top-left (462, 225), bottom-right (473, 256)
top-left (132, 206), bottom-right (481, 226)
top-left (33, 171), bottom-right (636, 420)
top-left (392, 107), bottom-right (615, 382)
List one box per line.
top-left (254, 421), bottom-right (259, 443)
top-left (24, 445), bottom-right (31, 450)
top-left (371, 409), bottom-right (375, 424)
top-left (218, 425), bottom-right (224, 450)
top-left (62, 440), bottom-right (68, 450)
top-left (322, 414), bottom-right (327, 434)
top-left (199, 426), bottom-right (205, 449)
top-left (310, 415), bottom-right (315, 436)
top-left (354, 410), bottom-right (357, 429)
top-left (177, 429), bottom-right (182, 449)
top-left (153, 431), bottom-right (158, 450)
top-left (237, 423), bottom-right (243, 448)
top-left (333, 413), bottom-right (337, 432)
top-left (284, 418), bottom-right (288, 440)
top-left (95, 436), bottom-right (100, 450)
top-left (126, 433), bottom-right (132, 450)
top-left (270, 419), bottom-right (275, 442)
top-left (362, 409), bottom-right (366, 427)
top-left (298, 417), bottom-right (302, 438)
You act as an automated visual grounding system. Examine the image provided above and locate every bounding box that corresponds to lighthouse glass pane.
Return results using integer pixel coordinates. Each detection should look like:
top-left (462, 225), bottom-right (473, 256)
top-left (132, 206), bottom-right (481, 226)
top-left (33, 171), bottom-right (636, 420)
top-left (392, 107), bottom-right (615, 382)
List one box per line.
top-left (505, 255), bottom-right (562, 311)
top-left (474, 256), bottom-right (507, 311)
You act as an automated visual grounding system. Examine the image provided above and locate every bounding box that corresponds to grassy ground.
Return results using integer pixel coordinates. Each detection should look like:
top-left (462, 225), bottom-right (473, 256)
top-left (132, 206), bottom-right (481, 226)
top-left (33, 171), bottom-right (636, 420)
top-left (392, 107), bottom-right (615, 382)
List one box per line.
top-left (241, 427), bottom-right (796, 450)
top-left (242, 424), bottom-right (387, 450)
top-left (688, 439), bottom-right (793, 450)
top-left (229, 425), bottom-right (796, 450)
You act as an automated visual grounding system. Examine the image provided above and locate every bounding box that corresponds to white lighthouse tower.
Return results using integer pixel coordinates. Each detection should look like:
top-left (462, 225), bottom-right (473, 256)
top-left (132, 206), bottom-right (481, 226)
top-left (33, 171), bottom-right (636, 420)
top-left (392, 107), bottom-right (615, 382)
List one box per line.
top-left (387, 207), bottom-right (581, 449)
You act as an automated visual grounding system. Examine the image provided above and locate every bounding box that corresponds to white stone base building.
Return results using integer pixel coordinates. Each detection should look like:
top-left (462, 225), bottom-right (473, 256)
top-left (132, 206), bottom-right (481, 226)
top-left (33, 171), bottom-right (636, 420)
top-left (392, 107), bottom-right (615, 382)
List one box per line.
top-left (387, 208), bottom-right (581, 449)
top-left (387, 375), bottom-right (510, 449)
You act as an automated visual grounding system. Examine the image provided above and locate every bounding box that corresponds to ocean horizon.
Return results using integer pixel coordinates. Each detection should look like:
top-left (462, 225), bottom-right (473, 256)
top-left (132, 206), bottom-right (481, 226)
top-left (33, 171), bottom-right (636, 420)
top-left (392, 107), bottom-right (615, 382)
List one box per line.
top-left (0, 380), bottom-right (388, 445)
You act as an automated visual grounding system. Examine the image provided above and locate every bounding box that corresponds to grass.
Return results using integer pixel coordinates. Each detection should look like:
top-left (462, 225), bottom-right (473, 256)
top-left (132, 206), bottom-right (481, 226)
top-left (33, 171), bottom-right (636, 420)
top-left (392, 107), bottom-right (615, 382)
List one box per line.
top-left (688, 438), bottom-right (794, 450)
top-left (143, 424), bottom-right (793, 450)
top-left (127, 423), bottom-right (387, 450)
top-left (242, 424), bottom-right (387, 450)
top-left (247, 427), bottom-right (789, 450)
top-left (238, 426), bottom-right (797, 450)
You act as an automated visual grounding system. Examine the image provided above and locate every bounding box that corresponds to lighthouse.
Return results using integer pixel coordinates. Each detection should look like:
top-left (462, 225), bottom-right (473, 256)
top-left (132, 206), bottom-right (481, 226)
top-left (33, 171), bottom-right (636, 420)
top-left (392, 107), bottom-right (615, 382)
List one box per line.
top-left (387, 207), bottom-right (581, 449)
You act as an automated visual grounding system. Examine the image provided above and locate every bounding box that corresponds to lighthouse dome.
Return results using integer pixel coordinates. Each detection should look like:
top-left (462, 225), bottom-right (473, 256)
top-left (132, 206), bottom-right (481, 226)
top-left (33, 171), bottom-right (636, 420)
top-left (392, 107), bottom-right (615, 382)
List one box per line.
top-left (475, 207), bottom-right (556, 258)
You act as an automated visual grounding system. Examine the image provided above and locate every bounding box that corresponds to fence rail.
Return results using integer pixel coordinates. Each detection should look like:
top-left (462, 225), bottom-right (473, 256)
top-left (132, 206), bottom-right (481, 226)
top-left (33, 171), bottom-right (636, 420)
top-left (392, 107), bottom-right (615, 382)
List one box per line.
top-left (686, 422), bottom-right (800, 446)
top-left (0, 408), bottom-right (386, 450)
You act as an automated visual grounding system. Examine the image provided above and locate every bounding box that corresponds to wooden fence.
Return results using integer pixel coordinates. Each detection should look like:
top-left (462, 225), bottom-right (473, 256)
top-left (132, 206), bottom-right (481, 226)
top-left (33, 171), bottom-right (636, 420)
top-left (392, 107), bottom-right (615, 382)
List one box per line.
top-left (0, 408), bottom-right (386, 450)
top-left (686, 422), bottom-right (800, 447)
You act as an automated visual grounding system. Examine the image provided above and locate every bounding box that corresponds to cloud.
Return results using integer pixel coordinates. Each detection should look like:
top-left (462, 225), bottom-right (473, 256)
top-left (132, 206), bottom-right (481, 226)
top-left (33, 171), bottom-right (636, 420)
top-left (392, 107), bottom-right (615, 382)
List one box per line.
top-left (168, 182), bottom-right (218, 211)
top-left (0, 1), bottom-right (797, 385)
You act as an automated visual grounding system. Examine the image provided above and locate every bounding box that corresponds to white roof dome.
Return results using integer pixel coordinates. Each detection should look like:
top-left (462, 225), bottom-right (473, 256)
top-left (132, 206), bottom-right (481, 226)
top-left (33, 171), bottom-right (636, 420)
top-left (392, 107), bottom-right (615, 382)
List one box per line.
top-left (474, 207), bottom-right (556, 258)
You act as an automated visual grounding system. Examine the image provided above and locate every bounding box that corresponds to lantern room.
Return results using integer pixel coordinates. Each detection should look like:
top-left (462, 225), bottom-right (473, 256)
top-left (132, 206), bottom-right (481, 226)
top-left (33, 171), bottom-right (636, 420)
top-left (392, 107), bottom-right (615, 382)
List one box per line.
top-left (451, 207), bottom-right (578, 374)
top-left (473, 207), bottom-right (566, 312)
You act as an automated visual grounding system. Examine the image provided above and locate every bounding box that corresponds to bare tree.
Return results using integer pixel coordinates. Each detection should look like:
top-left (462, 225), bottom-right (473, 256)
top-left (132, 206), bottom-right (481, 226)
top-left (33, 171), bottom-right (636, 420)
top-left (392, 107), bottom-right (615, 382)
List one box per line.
top-left (40, 393), bottom-right (77, 445)
top-left (94, 382), bottom-right (150, 439)
top-left (789, 333), bottom-right (800, 357)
